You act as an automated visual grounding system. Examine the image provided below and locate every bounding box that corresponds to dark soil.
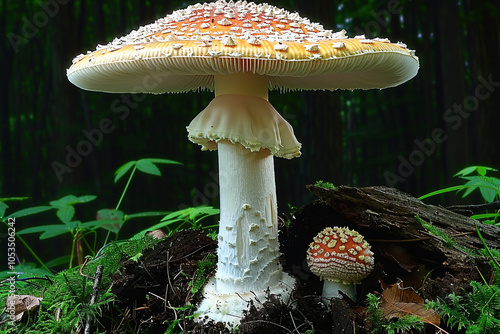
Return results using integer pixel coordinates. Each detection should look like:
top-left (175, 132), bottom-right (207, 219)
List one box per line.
top-left (105, 228), bottom-right (335, 333)
top-left (101, 187), bottom-right (498, 333)
top-left (107, 229), bottom-right (219, 332)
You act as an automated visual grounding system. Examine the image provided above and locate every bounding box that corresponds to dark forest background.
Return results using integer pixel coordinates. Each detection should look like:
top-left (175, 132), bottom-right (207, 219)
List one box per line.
top-left (1, 0), bottom-right (500, 243)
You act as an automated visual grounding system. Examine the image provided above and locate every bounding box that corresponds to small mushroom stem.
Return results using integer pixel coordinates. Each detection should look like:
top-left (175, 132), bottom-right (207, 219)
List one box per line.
top-left (322, 280), bottom-right (356, 303)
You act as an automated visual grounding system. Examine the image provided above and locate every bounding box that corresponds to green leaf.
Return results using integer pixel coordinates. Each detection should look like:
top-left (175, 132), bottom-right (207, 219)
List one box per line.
top-left (114, 160), bottom-right (137, 183)
top-left (91, 209), bottom-right (125, 233)
top-left (131, 218), bottom-right (184, 239)
top-left (132, 206), bottom-right (220, 239)
top-left (0, 201), bottom-right (9, 218)
top-left (136, 159), bottom-right (161, 176)
top-left (454, 166), bottom-right (497, 177)
top-left (6, 206), bottom-right (53, 219)
top-left (113, 158), bottom-right (181, 183)
top-left (41, 223), bottom-right (78, 239)
top-left (124, 211), bottom-right (169, 221)
top-left (470, 213), bottom-right (500, 221)
top-left (81, 220), bottom-right (121, 230)
top-left (73, 195), bottom-right (97, 203)
top-left (479, 187), bottom-right (497, 203)
top-left (460, 176), bottom-right (500, 202)
top-left (162, 207), bottom-right (220, 226)
top-left (50, 195), bottom-right (78, 208)
top-left (130, 252), bottom-right (143, 262)
top-left (97, 208), bottom-right (124, 221)
top-left (0, 262), bottom-right (52, 279)
top-left (57, 205), bottom-right (75, 224)
top-left (17, 224), bottom-right (71, 238)
top-left (143, 158), bottom-right (182, 166)
top-left (50, 195), bottom-right (96, 207)
top-left (45, 255), bottom-right (72, 268)
top-left (0, 197), bottom-right (30, 202)
top-left (418, 185), bottom-right (467, 200)
top-left (476, 225), bottom-right (500, 270)
top-left (191, 207), bottom-right (220, 223)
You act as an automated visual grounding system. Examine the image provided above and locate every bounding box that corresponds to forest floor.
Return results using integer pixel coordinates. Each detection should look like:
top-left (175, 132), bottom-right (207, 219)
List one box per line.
top-left (104, 188), bottom-right (500, 333)
top-left (107, 229), bottom-right (347, 333)
top-left (3, 186), bottom-right (498, 333)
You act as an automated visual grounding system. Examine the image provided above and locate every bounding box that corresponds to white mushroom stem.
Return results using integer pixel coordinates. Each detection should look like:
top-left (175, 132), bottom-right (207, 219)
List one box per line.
top-left (214, 73), bottom-right (283, 293)
top-left (195, 73), bottom-right (296, 325)
top-left (322, 280), bottom-right (356, 304)
top-left (216, 140), bottom-right (281, 293)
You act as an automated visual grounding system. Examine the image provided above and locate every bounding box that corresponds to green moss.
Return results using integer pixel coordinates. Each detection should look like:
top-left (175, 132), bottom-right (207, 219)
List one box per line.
top-left (415, 215), bottom-right (475, 256)
top-left (190, 254), bottom-right (217, 295)
top-left (314, 180), bottom-right (336, 190)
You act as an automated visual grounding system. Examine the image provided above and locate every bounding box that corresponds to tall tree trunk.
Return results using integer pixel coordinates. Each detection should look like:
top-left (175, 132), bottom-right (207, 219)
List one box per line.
top-left (465, 0), bottom-right (500, 169)
top-left (0, 0), bottom-right (14, 195)
top-left (434, 1), bottom-right (469, 187)
top-left (292, 0), bottom-right (343, 202)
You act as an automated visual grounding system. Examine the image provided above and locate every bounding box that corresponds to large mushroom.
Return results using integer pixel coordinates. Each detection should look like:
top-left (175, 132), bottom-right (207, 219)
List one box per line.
top-left (67, 0), bottom-right (418, 326)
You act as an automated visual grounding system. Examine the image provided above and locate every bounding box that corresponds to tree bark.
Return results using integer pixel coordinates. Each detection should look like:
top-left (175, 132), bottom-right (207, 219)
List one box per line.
top-left (287, 185), bottom-right (499, 301)
top-left (308, 185), bottom-right (499, 251)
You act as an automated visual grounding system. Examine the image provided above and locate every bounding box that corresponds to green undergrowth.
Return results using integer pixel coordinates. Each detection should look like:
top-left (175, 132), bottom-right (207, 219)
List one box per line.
top-left (427, 280), bottom-right (500, 333)
top-left (427, 229), bottom-right (500, 333)
top-left (190, 253), bottom-right (217, 295)
top-left (0, 236), bottom-right (161, 334)
top-left (366, 165), bottom-right (500, 333)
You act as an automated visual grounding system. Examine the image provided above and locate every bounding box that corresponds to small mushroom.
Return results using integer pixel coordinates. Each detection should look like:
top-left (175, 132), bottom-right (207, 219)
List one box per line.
top-left (146, 229), bottom-right (167, 239)
top-left (306, 227), bottom-right (374, 304)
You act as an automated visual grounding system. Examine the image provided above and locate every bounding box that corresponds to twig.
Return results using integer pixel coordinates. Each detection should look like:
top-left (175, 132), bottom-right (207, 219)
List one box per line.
top-left (79, 257), bottom-right (89, 278)
top-left (63, 273), bottom-right (78, 297)
top-left (240, 320), bottom-right (294, 333)
top-left (84, 265), bottom-right (104, 334)
top-left (148, 291), bottom-right (166, 302)
top-left (446, 201), bottom-right (500, 216)
top-left (289, 309), bottom-right (298, 333)
top-left (166, 249), bottom-right (177, 297)
top-left (176, 242), bottom-right (215, 261)
top-left (367, 231), bottom-right (474, 244)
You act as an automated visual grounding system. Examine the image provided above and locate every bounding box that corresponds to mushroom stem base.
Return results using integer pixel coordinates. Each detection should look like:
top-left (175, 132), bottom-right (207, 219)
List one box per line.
top-left (196, 272), bottom-right (295, 327)
top-left (322, 280), bottom-right (356, 305)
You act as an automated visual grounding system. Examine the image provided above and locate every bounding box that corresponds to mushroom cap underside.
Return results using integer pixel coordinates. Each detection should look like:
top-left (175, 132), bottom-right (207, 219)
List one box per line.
top-left (67, 1), bottom-right (419, 94)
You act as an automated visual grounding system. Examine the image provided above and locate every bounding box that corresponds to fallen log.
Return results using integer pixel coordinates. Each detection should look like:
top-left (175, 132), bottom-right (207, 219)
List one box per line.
top-left (285, 185), bottom-right (500, 301)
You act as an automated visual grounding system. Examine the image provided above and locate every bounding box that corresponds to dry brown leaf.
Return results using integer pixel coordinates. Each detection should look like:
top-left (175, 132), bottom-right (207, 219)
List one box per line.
top-left (380, 281), bottom-right (440, 326)
top-left (6, 295), bottom-right (42, 322)
top-left (379, 243), bottom-right (421, 271)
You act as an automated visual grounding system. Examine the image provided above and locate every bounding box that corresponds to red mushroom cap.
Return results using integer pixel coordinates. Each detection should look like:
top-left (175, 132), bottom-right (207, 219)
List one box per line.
top-left (306, 226), bottom-right (374, 284)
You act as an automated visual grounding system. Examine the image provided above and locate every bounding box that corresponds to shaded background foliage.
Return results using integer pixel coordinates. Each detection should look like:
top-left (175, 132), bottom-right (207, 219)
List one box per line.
top-left (1, 0), bottom-right (500, 241)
